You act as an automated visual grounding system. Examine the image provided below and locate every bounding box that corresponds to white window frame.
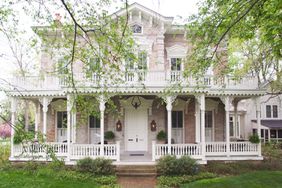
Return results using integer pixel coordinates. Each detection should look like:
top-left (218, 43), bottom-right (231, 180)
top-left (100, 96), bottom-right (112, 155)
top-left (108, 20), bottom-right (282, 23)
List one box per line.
top-left (131, 24), bottom-right (143, 35)
top-left (229, 115), bottom-right (240, 139)
top-left (171, 110), bottom-right (185, 144)
top-left (88, 115), bottom-right (101, 144)
top-left (265, 105), bottom-right (279, 119)
top-left (170, 57), bottom-right (183, 71)
top-left (124, 50), bottom-right (149, 70)
top-left (55, 111), bottom-right (67, 142)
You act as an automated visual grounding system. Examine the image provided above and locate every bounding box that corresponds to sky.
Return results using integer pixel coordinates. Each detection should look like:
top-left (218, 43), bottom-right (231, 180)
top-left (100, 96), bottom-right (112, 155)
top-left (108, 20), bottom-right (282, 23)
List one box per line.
top-left (0, 0), bottom-right (200, 100)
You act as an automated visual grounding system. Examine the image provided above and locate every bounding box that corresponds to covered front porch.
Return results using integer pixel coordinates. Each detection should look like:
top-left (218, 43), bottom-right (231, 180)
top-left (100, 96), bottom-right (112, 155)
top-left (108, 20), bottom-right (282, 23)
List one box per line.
top-left (9, 93), bottom-right (263, 164)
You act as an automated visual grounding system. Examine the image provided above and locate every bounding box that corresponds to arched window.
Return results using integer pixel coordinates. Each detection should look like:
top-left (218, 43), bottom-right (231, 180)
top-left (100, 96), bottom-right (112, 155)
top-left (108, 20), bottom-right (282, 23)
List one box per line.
top-left (131, 24), bottom-right (142, 34)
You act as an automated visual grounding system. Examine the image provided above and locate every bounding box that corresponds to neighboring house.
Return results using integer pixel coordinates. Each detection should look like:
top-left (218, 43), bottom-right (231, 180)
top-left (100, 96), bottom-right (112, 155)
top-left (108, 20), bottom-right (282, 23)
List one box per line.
top-left (7, 3), bottom-right (266, 164)
top-left (245, 94), bottom-right (282, 143)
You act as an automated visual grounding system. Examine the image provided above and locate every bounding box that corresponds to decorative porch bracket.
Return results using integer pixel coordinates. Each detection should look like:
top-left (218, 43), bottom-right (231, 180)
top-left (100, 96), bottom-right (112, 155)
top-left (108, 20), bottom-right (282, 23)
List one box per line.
top-left (39, 97), bottom-right (53, 138)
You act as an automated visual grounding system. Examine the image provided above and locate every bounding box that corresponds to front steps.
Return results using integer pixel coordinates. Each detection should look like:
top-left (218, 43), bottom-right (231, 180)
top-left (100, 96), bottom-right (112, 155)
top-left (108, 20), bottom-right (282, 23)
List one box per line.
top-left (116, 165), bottom-right (157, 176)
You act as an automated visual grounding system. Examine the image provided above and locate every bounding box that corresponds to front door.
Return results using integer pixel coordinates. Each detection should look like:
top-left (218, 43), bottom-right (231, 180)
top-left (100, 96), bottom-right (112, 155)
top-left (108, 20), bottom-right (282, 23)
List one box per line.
top-left (125, 108), bottom-right (148, 151)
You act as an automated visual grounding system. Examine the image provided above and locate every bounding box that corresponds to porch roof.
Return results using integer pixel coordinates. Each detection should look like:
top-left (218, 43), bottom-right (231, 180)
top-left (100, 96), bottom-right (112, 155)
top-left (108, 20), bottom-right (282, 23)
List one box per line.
top-left (251, 120), bottom-right (282, 129)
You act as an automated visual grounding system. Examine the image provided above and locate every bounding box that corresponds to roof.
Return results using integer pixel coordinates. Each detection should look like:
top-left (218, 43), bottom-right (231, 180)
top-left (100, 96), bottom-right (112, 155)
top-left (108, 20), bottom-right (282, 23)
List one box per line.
top-left (251, 120), bottom-right (282, 129)
top-left (112, 2), bottom-right (174, 22)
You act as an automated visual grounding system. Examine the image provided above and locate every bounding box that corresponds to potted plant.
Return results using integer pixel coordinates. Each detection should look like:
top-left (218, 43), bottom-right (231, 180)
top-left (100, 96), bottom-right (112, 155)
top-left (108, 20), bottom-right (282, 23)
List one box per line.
top-left (157, 130), bottom-right (167, 144)
top-left (104, 131), bottom-right (115, 144)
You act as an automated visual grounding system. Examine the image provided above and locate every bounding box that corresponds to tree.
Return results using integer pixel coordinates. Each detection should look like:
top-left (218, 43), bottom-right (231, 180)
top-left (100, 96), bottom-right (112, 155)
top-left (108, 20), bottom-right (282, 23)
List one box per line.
top-left (0, 0), bottom-right (134, 152)
top-left (186, 0), bottom-right (281, 92)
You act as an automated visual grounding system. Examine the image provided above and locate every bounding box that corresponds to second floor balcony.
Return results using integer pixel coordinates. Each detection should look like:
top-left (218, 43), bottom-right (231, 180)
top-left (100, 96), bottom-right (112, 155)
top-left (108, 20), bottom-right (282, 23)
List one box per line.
top-left (9, 70), bottom-right (260, 92)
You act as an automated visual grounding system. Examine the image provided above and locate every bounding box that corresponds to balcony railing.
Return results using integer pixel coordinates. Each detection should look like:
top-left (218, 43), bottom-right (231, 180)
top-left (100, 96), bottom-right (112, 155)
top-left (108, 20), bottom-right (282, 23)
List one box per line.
top-left (9, 71), bottom-right (259, 91)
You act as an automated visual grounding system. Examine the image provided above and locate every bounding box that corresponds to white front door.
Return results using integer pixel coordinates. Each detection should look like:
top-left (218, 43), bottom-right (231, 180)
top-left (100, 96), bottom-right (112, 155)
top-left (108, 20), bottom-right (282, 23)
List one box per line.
top-left (125, 108), bottom-right (148, 151)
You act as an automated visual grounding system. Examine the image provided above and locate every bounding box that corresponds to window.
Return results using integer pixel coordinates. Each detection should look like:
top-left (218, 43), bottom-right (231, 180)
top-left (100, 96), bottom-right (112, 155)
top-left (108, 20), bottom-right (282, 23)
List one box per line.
top-left (57, 111), bottom-right (67, 128)
top-left (89, 115), bottom-right (100, 128)
top-left (172, 111), bottom-right (183, 143)
top-left (138, 51), bottom-right (147, 70)
top-left (230, 116), bottom-right (234, 137)
top-left (125, 51), bottom-right (147, 70)
top-left (131, 24), bottom-right (142, 33)
top-left (205, 111), bottom-right (212, 128)
top-left (171, 58), bottom-right (182, 71)
top-left (57, 58), bottom-right (68, 74)
top-left (273, 105), bottom-right (278, 118)
top-left (172, 111), bottom-right (183, 128)
top-left (266, 105), bottom-right (271, 118)
top-left (266, 105), bottom-right (278, 118)
top-left (229, 115), bottom-right (240, 138)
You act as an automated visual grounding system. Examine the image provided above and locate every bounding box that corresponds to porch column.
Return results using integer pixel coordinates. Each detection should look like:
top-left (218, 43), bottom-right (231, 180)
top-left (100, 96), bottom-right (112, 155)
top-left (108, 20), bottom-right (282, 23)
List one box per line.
top-left (195, 99), bottom-right (201, 143)
top-left (10, 97), bottom-right (18, 158)
top-left (166, 96), bottom-right (174, 154)
top-left (34, 102), bottom-right (40, 139)
top-left (99, 96), bottom-right (106, 157)
top-left (255, 97), bottom-right (262, 156)
top-left (67, 95), bottom-right (72, 161)
top-left (234, 100), bottom-right (238, 138)
top-left (199, 94), bottom-right (206, 158)
top-left (41, 97), bottom-right (52, 139)
top-left (224, 96), bottom-right (230, 157)
top-left (268, 128), bottom-right (271, 143)
top-left (71, 110), bottom-right (77, 143)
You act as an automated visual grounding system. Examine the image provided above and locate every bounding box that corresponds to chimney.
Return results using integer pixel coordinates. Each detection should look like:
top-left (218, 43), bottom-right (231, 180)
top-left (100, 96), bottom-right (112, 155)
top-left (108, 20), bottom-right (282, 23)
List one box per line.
top-left (55, 13), bottom-right (62, 21)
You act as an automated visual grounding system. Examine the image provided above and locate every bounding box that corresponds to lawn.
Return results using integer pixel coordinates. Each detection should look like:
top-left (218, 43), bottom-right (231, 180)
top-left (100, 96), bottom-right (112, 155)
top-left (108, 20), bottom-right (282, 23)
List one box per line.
top-left (183, 171), bottom-right (282, 188)
top-left (0, 168), bottom-right (116, 188)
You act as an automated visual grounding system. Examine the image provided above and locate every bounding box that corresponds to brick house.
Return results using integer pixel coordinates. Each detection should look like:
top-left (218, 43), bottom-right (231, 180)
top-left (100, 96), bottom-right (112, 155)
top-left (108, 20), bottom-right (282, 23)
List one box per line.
top-left (8, 3), bottom-right (265, 164)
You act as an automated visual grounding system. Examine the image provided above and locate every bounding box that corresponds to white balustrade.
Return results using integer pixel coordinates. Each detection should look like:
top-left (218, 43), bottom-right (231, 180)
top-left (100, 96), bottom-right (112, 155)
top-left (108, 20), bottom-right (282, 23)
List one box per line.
top-left (10, 71), bottom-right (259, 91)
top-left (230, 142), bottom-right (258, 155)
top-left (70, 143), bottom-right (119, 160)
top-left (206, 142), bottom-right (227, 156)
top-left (153, 143), bottom-right (202, 160)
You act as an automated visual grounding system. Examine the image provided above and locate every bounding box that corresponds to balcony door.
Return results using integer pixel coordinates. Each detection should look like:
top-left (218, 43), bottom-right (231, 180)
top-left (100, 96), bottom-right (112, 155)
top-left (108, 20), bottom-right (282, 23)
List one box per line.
top-left (170, 58), bottom-right (182, 81)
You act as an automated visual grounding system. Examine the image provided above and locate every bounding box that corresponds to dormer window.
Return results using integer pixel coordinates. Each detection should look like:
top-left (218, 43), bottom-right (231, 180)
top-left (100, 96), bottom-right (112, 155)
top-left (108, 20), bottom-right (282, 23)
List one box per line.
top-left (131, 24), bottom-right (142, 34)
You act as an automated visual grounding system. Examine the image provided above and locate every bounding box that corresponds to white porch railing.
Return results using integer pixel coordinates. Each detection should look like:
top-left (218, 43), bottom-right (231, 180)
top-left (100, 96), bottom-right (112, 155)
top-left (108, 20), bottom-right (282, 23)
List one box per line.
top-left (206, 142), bottom-right (227, 156)
top-left (152, 142), bottom-right (202, 160)
top-left (230, 142), bottom-right (259, 156)
top-left (13, 142), bottom-right (120, 161)
top-left (10, 71), bottom-right (259, 91)
top-left (152, 141), bottom-right (260, 161)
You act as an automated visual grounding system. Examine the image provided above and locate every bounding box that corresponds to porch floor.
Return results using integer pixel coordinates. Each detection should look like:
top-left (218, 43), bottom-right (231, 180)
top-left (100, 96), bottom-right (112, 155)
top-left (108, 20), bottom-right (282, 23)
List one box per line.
top-left (120, 151), bottom-right (152, 162)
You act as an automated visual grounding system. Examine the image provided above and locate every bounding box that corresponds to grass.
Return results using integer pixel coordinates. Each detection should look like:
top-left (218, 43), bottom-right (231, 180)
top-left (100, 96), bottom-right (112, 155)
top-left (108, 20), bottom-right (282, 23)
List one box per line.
top-left (182, 171), bottom-right (282, 188)
top-left (0, 167), bottom-right (118, 188)
top-left (0, 170), bottom-right (97, 188)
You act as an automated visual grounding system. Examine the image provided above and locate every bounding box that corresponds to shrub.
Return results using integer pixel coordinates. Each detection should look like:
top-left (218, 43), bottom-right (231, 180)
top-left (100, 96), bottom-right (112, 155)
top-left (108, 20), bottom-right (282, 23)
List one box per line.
top-left (104, 131), bottom-right (115, 140)
top-left (249, 134), bottom-right (260, 143)
top-left (76, 157), bottom-right (114, 175)
top-left (157, 155), bottom-right (199, 176)
top-left (157, 130), bottom-right (166, 141)
top-left (157, 172), bottom-right (217, 187)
